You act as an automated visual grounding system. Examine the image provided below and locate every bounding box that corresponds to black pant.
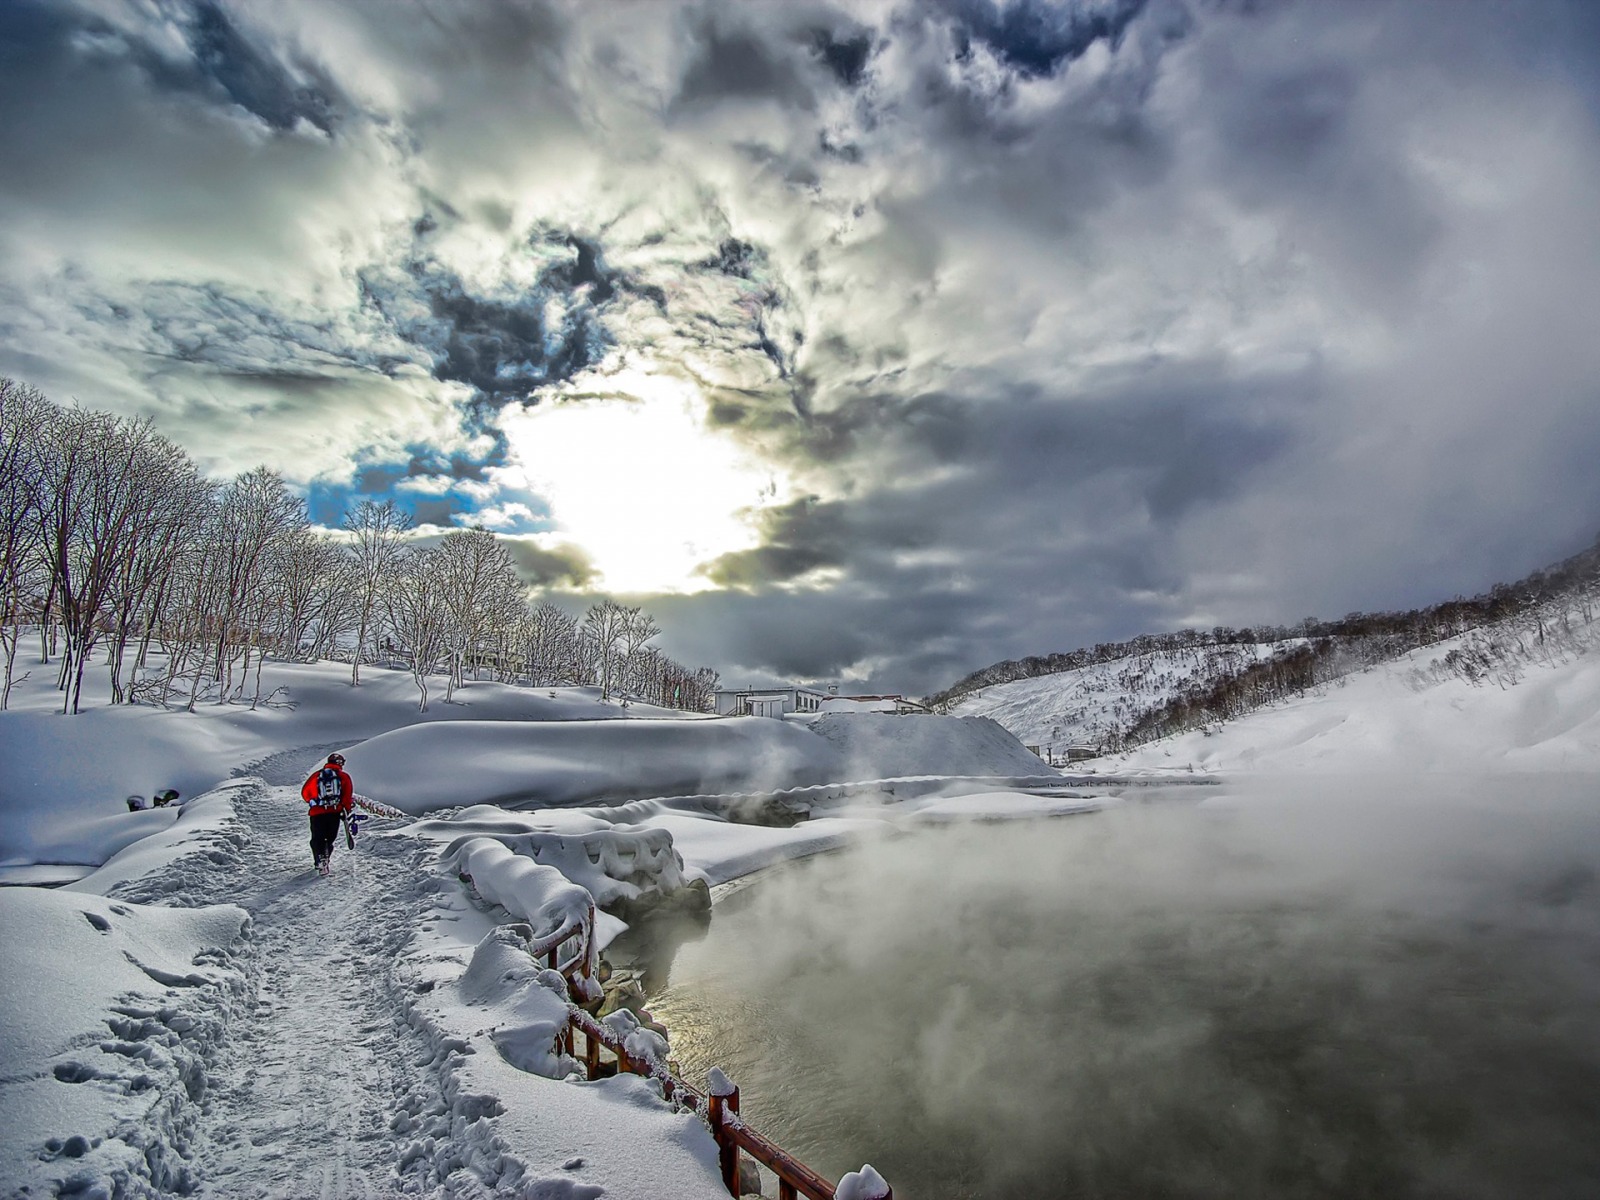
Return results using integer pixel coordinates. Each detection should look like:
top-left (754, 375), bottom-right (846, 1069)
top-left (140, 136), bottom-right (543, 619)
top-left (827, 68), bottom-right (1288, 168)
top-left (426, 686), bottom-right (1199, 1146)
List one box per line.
top-left (309, 811), bottom-right (343, 864)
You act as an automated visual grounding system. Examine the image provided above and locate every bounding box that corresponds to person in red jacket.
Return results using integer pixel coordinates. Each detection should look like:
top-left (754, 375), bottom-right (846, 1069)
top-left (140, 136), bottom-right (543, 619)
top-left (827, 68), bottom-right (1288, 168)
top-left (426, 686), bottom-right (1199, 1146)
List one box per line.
top-left (300, 752), bottom-right (354, 875)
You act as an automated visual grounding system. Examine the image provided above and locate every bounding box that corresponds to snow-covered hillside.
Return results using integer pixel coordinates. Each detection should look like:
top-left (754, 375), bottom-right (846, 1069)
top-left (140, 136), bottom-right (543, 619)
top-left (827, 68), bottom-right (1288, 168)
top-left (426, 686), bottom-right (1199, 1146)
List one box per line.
top-left (1101, 630), bottom-right (1600, 773)
top-left (951, 642), bottom-right (1296, 754)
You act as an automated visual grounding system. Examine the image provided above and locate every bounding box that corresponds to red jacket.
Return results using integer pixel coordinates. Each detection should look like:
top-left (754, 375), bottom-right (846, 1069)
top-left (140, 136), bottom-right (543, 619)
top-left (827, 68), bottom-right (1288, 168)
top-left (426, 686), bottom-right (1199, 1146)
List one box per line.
top-left (301, 765), bottom-right (353, 816)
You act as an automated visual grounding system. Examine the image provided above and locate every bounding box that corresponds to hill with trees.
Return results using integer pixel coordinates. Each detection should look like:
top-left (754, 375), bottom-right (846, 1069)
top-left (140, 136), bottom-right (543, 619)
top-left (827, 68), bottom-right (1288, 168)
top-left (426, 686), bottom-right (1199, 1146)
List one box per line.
top-left (935, 535), bottom-right (1600, 758)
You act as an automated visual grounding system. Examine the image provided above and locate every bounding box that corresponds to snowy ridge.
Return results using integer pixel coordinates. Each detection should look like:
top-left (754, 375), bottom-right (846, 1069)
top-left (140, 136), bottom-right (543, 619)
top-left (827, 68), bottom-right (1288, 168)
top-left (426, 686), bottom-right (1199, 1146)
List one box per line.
top-left (1103, 625), bottom-right (1600, 773)
top-left (951, 642), bottom-right (1295, 753)
top-left (945, 535), bottom-right (1600, 757)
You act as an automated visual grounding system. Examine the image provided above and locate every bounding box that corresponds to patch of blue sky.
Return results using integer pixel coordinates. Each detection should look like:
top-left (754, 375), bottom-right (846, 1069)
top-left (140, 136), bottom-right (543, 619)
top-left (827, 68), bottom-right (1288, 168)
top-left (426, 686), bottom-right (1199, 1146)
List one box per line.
top-left (303, 464), bottom-right (557, 537)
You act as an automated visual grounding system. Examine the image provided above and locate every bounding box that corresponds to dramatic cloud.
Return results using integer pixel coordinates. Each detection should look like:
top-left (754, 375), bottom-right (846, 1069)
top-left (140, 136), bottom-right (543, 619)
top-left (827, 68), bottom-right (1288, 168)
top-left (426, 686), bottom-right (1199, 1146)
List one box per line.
top-left (3, 0), bottom-right (1599, 693)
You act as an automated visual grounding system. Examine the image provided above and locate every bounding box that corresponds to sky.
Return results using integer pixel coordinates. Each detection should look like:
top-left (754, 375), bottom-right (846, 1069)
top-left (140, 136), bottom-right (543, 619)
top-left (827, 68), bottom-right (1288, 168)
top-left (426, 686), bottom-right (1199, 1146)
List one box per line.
top-left (3, 0), bottom-right (1600, 696)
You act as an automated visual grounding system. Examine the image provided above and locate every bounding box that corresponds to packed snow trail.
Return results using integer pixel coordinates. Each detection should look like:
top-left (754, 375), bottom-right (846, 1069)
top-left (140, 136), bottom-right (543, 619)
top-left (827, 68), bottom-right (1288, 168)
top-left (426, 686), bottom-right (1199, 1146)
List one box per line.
top-left (119, 781), bottom-right (471, 1199)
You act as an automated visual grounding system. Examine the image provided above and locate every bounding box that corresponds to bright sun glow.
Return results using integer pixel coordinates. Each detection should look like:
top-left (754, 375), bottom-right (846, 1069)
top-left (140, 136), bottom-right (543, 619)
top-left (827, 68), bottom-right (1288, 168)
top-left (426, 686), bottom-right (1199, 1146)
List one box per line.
top-left (500, 375), bottom-right (782, 593)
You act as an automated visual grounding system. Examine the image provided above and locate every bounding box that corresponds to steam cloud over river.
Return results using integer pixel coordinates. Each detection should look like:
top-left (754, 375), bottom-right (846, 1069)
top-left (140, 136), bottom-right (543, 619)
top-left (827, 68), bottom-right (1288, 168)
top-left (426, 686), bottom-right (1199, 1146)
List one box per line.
top-left (650, 777), bottom-right (1600, 1199)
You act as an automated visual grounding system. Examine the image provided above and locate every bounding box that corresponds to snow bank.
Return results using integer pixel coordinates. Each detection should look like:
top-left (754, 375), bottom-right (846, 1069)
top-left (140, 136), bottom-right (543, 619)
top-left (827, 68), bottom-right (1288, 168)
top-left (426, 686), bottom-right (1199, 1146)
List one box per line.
top-left (441, 836), bottom-right (594, 945)
top-left (455, 925), bottom-right (578, 1076)
top-left (64, 781), bottom-right (252, 898)
top-left (428, 808), bottom-right (690, 912)
top-left (0, 888), bottom-right (247, 1198)
top-left (0, 655), bottom-right (693, 865)
top-left (0, 705), bottom-right (246, 869)
top-left (346, 716), bottom-right (840, 812)
top-left (397, 858), bottom-right (730, 1198)
top-left (349, 712), bottom-right (1056, 814)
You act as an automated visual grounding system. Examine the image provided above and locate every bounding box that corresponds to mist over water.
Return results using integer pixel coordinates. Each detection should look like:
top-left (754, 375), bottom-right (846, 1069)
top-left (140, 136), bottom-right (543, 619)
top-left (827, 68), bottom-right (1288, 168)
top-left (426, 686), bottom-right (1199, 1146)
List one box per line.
top-left (648, 776), bottom-right (1600, 1199)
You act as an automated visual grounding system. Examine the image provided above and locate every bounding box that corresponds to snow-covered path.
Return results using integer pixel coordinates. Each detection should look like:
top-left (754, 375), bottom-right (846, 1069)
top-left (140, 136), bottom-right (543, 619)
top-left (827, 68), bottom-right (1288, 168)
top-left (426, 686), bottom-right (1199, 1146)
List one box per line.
top-left (190, 787), bottom-right (449, 1198)
top-left (34, 767), bottom-right (733, 1200)
top-left (106, 780), bottom-right (472, 1199)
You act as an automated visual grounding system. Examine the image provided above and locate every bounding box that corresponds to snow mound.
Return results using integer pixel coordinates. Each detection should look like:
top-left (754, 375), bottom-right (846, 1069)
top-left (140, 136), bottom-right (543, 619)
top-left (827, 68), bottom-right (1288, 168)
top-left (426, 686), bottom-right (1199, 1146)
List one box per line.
top-left (441, 836), bottom-right (595, 946)
top-left (455, 925), bottom-right (577, 1077)
top-left (426, 807), bottom-right (689, 912)
top-left (64, 781), bottom-right (253, 899)
top-left (346, 717), bottom-right (837, 812)
top-left (807, 713), bottom-right (1050, 779)
top-left (0, 888), bottom-right (247, 1198)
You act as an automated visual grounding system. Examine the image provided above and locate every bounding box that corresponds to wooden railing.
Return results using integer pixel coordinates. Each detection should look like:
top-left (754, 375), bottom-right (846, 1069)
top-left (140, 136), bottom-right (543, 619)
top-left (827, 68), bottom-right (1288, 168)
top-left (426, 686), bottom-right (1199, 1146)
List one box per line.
top-left (525, 902), bottom-right (597, 994)
top-left (465, 878), bottom-right (890, 1197)
top-left (562, 1007), bottom-right (888, 1200)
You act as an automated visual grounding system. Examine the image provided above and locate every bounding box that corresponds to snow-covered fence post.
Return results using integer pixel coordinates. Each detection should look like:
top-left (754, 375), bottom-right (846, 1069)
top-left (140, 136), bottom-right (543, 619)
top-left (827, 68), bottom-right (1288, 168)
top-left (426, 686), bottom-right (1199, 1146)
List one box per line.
top-left (834, 1164), bottom-right (892, 1200)
top-left (707, 1068), bottom-right (741, 1195)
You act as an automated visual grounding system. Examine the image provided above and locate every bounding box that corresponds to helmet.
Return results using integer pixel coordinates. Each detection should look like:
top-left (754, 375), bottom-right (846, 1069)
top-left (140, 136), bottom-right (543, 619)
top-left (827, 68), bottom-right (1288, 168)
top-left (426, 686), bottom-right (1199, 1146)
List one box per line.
top-left (327, 753), bottom-right (345, 766)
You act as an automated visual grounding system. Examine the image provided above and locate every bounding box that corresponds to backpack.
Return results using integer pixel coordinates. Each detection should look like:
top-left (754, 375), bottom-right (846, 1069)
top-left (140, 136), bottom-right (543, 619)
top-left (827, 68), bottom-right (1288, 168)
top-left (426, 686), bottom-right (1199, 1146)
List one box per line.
top-left (314, 767), bottom-right (341, 805)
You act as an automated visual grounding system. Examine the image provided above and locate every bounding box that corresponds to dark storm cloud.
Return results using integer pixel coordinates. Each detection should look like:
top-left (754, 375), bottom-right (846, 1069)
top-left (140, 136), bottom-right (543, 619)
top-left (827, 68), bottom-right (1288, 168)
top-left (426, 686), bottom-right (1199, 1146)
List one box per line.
top-left (675, 15), bottom-right (818, 111)
top-left (809, 25), bottom-right (875, 88)
top-left (503, 539), bottom-right (595, 589)
top-left (169, 1), bottom-right (338, 133)
top-left (688, 363), bottom-right (1308, 687)
top-left (5, 0), bottom-right (340, 134)
top-left (941, 0), bottom-right (1150, 78)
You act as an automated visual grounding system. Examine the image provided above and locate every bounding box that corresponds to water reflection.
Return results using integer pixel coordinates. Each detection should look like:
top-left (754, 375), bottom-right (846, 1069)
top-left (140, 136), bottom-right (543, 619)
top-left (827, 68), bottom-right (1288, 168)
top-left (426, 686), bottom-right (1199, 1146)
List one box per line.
top-left (646, 777), bottom-right (1600, 1199)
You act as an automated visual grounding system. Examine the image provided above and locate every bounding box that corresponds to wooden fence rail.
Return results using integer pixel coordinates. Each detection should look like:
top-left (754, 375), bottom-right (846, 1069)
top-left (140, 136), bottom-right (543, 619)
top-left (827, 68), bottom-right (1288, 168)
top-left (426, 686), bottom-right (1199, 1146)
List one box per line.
top-left (464, 870), bottom-right (890, 1197)
top-left (564, 1007), bottom-right (887, 1199)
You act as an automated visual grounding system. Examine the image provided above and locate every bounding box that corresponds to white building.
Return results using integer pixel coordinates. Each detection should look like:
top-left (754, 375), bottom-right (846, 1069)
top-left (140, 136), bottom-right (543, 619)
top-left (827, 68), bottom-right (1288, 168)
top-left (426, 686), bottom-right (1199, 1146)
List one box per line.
top-left (713, 686), bottom-right (830, 718)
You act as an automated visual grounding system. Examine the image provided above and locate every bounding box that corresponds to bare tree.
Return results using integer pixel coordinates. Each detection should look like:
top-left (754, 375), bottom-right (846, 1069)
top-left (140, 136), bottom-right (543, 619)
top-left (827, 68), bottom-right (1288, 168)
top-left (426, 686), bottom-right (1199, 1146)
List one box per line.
top-left (581, 598), bottom-right (632, 700)
top-left (343, 499), bottom-right (411, 685)
top-left (40, 409), bottom-right (175, 713)
top-left (520, 600), bottom-right (579, 686)
top-left (271, 528), bottom-right (345, 662)
top-left (380, 547), bottom-right (455, 711)
top-left (104, 442), bottom-right (212, 704)
top-left (618, 606), bottom-right (661, 699)
top-left (209, 468), bottom-right (306, 700)
top-left (0, 380), bottom-right (51, 709)
top-left (432, 528), bottom-right (525, 699)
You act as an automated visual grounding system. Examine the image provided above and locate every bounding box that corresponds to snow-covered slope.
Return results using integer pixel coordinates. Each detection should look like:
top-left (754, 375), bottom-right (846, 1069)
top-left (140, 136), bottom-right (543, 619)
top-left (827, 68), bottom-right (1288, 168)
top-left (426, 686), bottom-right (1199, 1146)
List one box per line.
top-left (351, 711), bottom-right (1051, 813)
top-left (950, 642), bottom-right (1296, 753)
top-left (1100, 633), bottom-right (1600, 773)
top-left (0, 659), bottom-right (694, 867)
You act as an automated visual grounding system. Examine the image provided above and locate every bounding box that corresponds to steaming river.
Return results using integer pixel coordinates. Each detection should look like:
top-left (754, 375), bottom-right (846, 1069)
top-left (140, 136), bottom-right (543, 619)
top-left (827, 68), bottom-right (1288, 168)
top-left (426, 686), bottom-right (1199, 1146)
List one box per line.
top-left (644, 777), bottom-right (1600, 1199)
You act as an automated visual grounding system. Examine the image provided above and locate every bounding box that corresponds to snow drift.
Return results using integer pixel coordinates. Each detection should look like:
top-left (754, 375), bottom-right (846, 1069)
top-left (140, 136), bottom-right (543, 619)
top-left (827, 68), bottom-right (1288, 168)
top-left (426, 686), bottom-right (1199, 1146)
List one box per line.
top-left (0, 888), bottom-right (247, 1198)
top-left (347, 713), bottom-right (1054, 813)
